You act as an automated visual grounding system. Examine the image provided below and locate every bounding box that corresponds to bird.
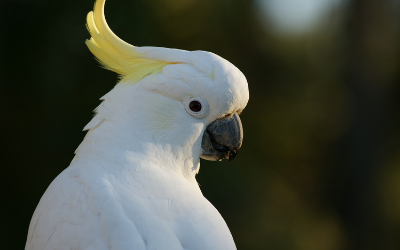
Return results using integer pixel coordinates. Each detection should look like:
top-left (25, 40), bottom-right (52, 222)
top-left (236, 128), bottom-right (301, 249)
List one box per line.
top-left (25, 0), bottom-right (249, 249)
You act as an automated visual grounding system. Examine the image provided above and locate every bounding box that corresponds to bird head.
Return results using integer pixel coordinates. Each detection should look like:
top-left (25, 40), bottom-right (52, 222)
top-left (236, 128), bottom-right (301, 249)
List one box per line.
top-left (83, 0), bottom-right (249, 176)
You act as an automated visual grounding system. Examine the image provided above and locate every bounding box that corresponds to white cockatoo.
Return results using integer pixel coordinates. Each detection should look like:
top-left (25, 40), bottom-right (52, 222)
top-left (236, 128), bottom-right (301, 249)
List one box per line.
top-left (25, 0), bottom-right (249, 249)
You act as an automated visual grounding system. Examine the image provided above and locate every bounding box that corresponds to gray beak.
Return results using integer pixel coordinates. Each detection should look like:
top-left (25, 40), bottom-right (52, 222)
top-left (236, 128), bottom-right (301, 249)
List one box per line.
top-left (200, 113), bottom-right (243, 162)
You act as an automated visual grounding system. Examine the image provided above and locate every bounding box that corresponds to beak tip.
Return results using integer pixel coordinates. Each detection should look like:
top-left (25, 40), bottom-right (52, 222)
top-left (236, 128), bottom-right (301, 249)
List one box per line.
top-left (228, 150), bottom-right (238, 162)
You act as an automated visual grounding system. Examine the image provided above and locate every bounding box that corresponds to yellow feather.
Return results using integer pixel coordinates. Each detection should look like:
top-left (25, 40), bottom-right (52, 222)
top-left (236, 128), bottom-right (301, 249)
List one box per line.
top-left (85, 39), bottom-right (122, 73)
top-left (93, 0), bottom-right (138, 58)
top-left (86, 0), bottom-right (176, 84)
top-left (122, 59), bottom-right (171, 85)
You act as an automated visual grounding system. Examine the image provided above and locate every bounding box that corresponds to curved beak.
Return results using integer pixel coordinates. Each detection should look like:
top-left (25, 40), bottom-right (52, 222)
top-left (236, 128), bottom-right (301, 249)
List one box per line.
top-left (200, 113), bottom-right (243, 162)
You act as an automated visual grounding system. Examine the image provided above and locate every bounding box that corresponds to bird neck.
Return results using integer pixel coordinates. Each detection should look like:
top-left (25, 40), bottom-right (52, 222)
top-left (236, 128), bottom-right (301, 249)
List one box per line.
top-left (72, 118), bottom-right (201, 181)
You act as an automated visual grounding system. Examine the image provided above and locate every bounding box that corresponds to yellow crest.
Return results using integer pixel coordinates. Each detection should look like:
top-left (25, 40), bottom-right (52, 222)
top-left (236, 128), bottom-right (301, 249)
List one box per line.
top-left (86, 0), bottom-right (173, 84)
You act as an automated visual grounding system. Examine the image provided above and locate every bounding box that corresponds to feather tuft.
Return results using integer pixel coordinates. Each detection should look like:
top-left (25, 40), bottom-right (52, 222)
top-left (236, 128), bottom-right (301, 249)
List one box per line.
top-left (86, 0), bottom-right (175, 84)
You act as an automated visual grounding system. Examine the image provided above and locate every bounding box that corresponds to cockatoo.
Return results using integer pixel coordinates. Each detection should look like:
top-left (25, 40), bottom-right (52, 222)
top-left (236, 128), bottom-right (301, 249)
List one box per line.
top-left (25, 0), bottom-right (249, 249)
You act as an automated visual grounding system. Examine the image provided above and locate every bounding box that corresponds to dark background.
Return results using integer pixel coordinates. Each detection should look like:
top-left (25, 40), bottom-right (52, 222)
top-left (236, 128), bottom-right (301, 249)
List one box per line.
top-left (1, 0), bottom-right (400, 249)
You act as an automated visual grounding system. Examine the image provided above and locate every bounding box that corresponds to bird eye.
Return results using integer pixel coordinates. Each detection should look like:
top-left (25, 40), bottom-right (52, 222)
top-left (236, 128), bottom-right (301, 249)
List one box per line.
top-left (185, 97), bottom-right (208, 118)
top-left (189, 101), bottom-right (202, 112)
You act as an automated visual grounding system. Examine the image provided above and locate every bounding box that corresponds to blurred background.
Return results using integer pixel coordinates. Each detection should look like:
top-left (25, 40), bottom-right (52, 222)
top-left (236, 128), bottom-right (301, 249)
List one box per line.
top-left (1, 0), bottom-right (400, 249)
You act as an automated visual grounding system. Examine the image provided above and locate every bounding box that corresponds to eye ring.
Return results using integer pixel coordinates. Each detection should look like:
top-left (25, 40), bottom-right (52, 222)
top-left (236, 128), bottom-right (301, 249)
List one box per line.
top-left (184, 97), bottom-right (208, 118)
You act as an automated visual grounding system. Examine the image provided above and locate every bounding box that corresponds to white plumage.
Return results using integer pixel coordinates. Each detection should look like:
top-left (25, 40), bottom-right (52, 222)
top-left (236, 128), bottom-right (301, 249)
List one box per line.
top-left (25, 0), bottom-right (249, 249)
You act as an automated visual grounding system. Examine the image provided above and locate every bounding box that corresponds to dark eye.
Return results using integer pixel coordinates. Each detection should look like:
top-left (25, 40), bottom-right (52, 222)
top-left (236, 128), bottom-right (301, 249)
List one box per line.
top-left (189, 100), bottom-right (202, 112)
